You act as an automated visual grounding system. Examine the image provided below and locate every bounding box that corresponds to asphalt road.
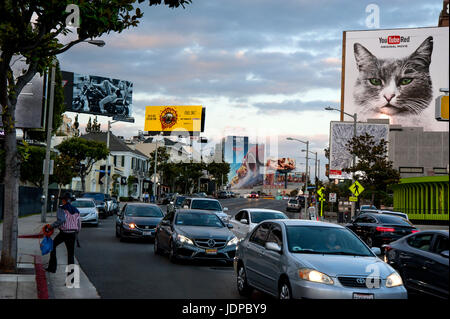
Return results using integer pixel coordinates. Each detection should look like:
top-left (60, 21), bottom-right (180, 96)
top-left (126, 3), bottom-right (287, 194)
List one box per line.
top-left (74, 199), bottom-right (287, 299)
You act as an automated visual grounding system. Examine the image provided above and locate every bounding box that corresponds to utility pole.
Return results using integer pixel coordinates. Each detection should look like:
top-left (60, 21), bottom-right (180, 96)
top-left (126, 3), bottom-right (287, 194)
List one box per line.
top-left (105, 120), bottom-right (111, 195)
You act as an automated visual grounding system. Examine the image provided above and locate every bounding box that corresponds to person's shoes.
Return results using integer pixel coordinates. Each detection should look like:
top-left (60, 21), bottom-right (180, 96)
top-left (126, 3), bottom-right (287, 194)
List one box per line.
top-left (45, 268), bottom-right (56, 273)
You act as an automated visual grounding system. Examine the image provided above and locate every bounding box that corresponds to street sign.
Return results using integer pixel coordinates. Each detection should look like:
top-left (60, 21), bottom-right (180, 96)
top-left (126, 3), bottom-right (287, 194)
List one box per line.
top-left (349, 196), bottom-right (358, 202)
top-left (151, 174), bottom-right (160, 183)
top-left (42, 159), bottom-right (54, 175)
top-left (329, 193), bottom-right (337, 203)
top-left (349, 181), bottom-right (364, 197)
top-left (317, 186), bottom-right (325, 197)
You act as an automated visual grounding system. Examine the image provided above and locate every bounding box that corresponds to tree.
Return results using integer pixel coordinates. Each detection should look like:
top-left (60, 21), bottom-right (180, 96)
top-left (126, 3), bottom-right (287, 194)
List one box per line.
top-left (92, 116), bottom-right (101, 132)
top-left (0, 0), bottom-right (192, 272)
top-left (206, 161), bottom-right (230, 190)
top-left (86, 117), bottom-right (92, 133)
top-left (52, 153), bottom-right (78, 205)
top-left (19, 145), bottom-right (46, 188)
top-left (344, 133), bottom-right (400, 207)
top-left (56, 137), bottom-right (109, 193)
top-left (73, 114), bottom-right (80, 137)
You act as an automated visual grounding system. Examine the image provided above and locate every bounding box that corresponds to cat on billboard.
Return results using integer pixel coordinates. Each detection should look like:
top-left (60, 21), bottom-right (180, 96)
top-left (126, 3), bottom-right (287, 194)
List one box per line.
top-left (69, 73), bottom-right (133, 117)
top-left (343, 27), bottom-right (449, 131)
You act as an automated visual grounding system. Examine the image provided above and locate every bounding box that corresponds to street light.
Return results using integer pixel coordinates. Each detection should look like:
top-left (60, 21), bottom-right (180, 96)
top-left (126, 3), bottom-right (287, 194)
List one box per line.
top-left (85, 39), bottom-right (106, 47)
top-left (286, 137), bottom-right (309, 214)
top-left (325, 106), bottom-right (358, 218)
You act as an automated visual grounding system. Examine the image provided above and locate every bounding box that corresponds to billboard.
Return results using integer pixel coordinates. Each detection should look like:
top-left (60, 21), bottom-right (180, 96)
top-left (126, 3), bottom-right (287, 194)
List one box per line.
top-left (265, 158), bottom-right (296, 172)
top-left (62, 71), bottom-right (133, 118)
top-left (0, 56), bottom-right (45, 129)
top-left (329, 121), bottom-right (389, 179)
top-left (342, 27), bottom-right (449, 131)
top-left (264, 172), bottom-right (305, 188)
top-left (144, 105), bottom-right (205, 135)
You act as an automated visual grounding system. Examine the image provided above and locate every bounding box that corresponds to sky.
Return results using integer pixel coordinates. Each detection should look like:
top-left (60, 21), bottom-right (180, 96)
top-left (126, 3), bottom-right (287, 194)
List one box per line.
top-left (58, 0), bottom-right (444, 180)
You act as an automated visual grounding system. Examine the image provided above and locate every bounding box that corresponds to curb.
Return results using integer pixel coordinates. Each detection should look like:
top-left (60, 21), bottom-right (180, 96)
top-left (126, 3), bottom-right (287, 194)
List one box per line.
top-left (33, 255), bottom-right (49, 299)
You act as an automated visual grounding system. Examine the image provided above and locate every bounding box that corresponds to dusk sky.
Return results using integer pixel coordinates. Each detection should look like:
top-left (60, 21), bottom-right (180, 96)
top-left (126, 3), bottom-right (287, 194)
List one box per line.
top-left (58, 0), bottom-right (444, 179)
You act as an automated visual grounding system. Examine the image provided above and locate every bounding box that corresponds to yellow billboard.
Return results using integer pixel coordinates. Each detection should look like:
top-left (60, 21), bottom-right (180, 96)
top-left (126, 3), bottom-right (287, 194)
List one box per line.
top-left (144, 106), bottom-right (204, 134)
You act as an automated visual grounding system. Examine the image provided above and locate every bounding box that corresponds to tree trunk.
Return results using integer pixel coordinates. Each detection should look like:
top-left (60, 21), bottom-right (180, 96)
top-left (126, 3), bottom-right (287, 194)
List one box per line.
top-left (0, 102), bottom-right (19, 273)
top-left (81, 172), bottom-right (86, 193)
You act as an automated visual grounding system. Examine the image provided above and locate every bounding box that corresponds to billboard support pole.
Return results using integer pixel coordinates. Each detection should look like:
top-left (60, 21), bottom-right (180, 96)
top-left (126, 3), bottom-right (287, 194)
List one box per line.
top-left (351, 113), bottom-right (357, 219)
top-left (41, 58), bottom-right (56, 223)
top-left (105, 120), bottom-right (111, 196)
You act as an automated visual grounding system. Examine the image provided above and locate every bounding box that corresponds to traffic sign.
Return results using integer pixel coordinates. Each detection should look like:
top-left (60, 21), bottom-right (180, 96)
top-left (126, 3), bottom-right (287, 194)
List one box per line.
top-left (349, 196), bottom-right (358, 202)
top-left (317, 186), bottom-right (325, 197)
top-left (349, 181), bottom-right (364, 197)
top-left (151, 174), bottom-right (160, 183)
top-left (329, 193), bottom-right (337, 202)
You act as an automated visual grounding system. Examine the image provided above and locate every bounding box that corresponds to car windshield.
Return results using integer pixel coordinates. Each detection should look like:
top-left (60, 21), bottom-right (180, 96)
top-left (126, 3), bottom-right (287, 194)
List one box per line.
top-left (286, 226), bottom-right (374, 256)
top-left (191, 200), bottom-right (222, 211)
top-left (175, 213), bottom-right (224, 227)
top-left (361, 205), bottom-right (376, 210)
top-left (125, 206), bottom-right (163, 217)
top-left (376, 214), bottom-right (412, 226)
top-left (250, 212), bottom-right (288, 224)
top-left (175, 197), bottom-right (186, 206)
top-left (289, 200), bottom-right (298, 204)
top-left (82, 193), bottom-right (104, 201)
top-left (71, 200), bottom-right (95, 208)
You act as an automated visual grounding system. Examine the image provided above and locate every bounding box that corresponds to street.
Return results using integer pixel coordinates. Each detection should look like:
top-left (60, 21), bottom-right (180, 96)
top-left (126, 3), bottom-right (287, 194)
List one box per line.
top-left (74, 198), bottom-right (291, 299)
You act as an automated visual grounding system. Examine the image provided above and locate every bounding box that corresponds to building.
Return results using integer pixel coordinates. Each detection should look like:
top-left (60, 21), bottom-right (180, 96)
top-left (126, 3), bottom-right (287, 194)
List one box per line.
top-left (71, 132), bottom-right (150, 199)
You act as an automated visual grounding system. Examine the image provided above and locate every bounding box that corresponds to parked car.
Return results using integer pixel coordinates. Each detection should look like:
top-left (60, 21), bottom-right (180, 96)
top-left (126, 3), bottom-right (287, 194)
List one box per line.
top-left (286, 199), bottom-right (301, 212)
top-left (356, 209), bottom-right (409, 220)
top-left (296, 196), bottom-right (306, 208)
top-left (384, 230), bottom-right (448, 299)
top-left (167, 195), bottom-right (187, 214)
top-left (218, 191), bottom-right (228, 199)
top-left (71, 198), bottom-right (99, 227)
top-left (249, 191), bottom-right (259, 199)
top-left (110, 197), bottom-right (120, 215)
top-left (81, 192), bottom-right (111, 218)
top-left (230, 209), bottom-right (288, 239)
top-left (115, 203), bottom-right (165, 241)
top-left (154, 209), bottom-right (238, 263)
top-left (181, 197), bottom-right (230, 223)
top-left (346, 213), bottom-right (419, 249)
top-left (360, 205), bottom-right (377, 211)
top-left (234, 220), bottom-right (407, 299)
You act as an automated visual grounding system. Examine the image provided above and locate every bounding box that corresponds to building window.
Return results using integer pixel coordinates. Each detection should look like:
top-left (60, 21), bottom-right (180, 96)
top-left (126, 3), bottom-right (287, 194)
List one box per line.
top-left (433, 167), bottom-right (448, 175)
top-left (399, 167), bottom-right (424, 174)
top-left (121, 156), bottom-right (125, 167)
top-left (113, 156), bottom-right (117, 166)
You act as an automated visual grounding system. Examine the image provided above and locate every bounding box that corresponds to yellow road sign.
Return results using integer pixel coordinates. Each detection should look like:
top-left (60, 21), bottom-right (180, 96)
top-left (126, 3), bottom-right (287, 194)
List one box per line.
top-left (349, 196), bottom-right (358, 202)
top-left (317, 187), bottom-right (325, 197)
top-left (435, 95), bottom-right (449, 121)
top-left (349, 181), bottom-right (364, 197)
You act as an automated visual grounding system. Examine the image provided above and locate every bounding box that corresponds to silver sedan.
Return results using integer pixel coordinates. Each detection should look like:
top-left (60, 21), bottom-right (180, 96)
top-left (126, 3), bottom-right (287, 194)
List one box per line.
top-left (234, 220), bottom-right (407, 299)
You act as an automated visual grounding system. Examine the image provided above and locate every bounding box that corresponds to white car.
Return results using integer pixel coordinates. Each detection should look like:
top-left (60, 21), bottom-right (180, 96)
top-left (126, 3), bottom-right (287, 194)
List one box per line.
top-left (71, 198), bottom-right (99, 226)
top-left (230, 208), bottom-right (289, 239)
top-left (181, 197), bottom-right (230, 223)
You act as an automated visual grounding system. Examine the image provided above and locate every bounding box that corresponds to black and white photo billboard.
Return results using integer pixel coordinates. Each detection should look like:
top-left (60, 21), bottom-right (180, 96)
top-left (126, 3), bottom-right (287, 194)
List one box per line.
top-left (62, 71), bottom-right (133, 118)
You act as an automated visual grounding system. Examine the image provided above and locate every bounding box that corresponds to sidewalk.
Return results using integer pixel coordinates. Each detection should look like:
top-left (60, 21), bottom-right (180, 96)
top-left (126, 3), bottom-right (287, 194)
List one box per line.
top-left (0, 213), bottom-right (100, 299)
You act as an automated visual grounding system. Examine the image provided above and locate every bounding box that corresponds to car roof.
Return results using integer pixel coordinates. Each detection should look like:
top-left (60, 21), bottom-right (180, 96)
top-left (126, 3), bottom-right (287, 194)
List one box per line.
top-left (73, 198), bottom-right (95, 201)
top-left (175, 209), bottom-right (218, 215)
top-left (124, 203), bottom-right (160, 207)
top-left (244, 208), bottom-right (286, 213)
top-left (189, 198), bottom-right (219, 201)
top-left (273, 219), bottom-right (344, 228)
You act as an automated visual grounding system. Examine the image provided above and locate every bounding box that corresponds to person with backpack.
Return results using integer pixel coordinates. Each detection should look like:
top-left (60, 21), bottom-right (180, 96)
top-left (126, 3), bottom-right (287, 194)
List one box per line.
top-left (45, 192), bottom-right (81, 273)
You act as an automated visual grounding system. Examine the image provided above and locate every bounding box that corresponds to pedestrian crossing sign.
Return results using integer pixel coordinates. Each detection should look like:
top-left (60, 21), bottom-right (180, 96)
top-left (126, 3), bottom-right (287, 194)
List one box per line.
top-left (349, 181), bottom-right (364, 197)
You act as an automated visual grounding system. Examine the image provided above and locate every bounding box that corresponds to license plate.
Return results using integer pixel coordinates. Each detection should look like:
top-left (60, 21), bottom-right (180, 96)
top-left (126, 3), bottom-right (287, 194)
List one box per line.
top-left (143, 231), bottom-right (153, 236)
top-left (353, 293), bottom-right (374, 299)
top-left (205, 249), bottom-right (217, 254)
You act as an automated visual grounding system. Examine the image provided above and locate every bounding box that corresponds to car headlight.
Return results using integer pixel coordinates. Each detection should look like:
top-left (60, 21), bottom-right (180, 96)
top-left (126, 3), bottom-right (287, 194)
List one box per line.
top-left (386, 272), bottom-right (403, 288)
top-left (299, 268), bottom-right (334, 285)
top-left (124, 222), bottom-right (136, 229)
top-left (177, 234), bottom-right (194, 245)
top-left (227, 237), bottom-right (239, 246)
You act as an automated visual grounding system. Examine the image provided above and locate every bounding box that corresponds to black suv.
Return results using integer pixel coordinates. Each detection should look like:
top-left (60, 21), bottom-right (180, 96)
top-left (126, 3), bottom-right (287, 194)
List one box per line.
top-left (81, 192), bottom-right (112, 218)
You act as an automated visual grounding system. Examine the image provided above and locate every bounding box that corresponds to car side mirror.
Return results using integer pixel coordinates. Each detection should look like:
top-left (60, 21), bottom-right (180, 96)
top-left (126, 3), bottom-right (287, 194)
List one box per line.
top-left (240, 219), bottom-right (249, 225)
top-left (183, 205), bottom-right (189, 209)
top-left (265, 242), bottom-right (282, 253)
top-left (371, 247), bottom-right (382, 256)
top-left (160, 220), bottom-right (170, 226)
top-left (223, 207), bottom-right (229, 212)
top-left (440, 250), bottom-right (449, 258)
top-left (227, 223), bottom-right (234, 229)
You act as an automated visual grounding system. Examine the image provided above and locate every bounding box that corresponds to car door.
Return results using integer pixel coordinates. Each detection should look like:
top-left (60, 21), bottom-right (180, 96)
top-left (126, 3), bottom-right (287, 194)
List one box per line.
top-left (231, 211), bottom-right (244, 238)
top-left (401, 233), bottom-right (435, 294)
top-left (158, 211), bottom-right (175, 250)
top-left (245, 223), bottom-right (270, 289)
top-left (240, 211), bottom-right (250, 236)
top-left (427, 234), bottom-right (449, 299)
top-left (259, 223), bottom-right (284, 294)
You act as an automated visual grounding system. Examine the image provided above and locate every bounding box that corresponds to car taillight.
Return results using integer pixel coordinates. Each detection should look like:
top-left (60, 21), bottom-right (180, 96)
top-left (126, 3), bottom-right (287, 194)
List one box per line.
top-left (411, 230), bottom-right (419, 234)
top-left (376, 226), bottom-right (395, 232)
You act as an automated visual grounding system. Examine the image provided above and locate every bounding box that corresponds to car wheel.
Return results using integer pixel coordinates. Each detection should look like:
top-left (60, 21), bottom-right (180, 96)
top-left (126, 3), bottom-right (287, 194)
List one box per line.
top-left (366, 237), bottom-right (373, 248)
top-left (169, 240), bottom-right (178, 263)
top-left (154, 235), bottom-right (162, 255)
top-left (237, 265), bottom-right (252, 297)
top-left (278, 279), bottom-right (292, 300)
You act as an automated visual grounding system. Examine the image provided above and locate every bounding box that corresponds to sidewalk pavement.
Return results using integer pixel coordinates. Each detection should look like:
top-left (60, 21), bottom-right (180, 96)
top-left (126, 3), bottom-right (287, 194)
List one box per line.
top-left (0, 213), bottom-right (100, 299)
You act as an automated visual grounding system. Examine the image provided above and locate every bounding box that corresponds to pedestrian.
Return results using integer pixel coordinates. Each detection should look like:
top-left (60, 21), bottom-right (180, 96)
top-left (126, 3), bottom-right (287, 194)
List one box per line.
top-left (144, 192), bottom-right (149, 203)
top-left (45, 192), bottom-right (81, 274)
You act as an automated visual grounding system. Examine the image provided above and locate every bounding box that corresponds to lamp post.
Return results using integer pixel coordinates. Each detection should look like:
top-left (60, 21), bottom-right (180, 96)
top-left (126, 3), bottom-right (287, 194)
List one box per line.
top-left (41, 39), bottom-right (105, 223)
top-left (325, 106), bottom-right (358, 218)
top-left (287, 137), bottom-right (309, 217)
top-left (302, 149), bottom-right (318, 215)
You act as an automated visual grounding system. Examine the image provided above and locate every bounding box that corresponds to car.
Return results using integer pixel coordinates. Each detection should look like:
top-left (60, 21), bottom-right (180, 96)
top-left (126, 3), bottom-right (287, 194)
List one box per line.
top-left (384, 230), bottom-right (448, 299)
top-left (154, 209), bottom-right (238, 263)
top-left (356, 209), bottom-right (409, 220)
top-left (218, 191), bottom-right (228, 199)
top-left (286, 198), bottom-right (301, 212)
top-left (81, 192), bottom-right (111, 218)
top-left (234, 220), bottom-right (407, 299)
top-left (346, 213), bottom-right (419, 249)
top-left (159, 193), bottom-right (174, 205)
top-left (116, 203), bottom-right (165, 241)
top-left (181, 197), bottom-right (230, 223)
top-left (295, 196), bottom-right (306, 207)
top-left (249, 191), bottom-right (259, 199)
top-left (360, 205), bottom-right (377, 211)
top-left (71, 198), bottom-right (99, 227)
top-left (230, 209), bottom-right (289, 239)
top-left (110, 197), bottom-right (120, 215)
top-left (167, 195), bottom-right (187, 214)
